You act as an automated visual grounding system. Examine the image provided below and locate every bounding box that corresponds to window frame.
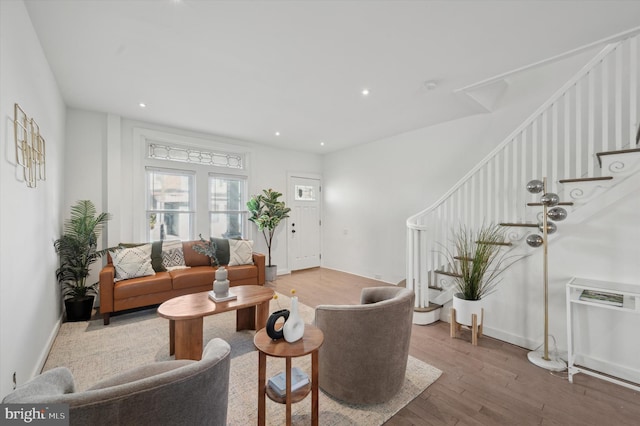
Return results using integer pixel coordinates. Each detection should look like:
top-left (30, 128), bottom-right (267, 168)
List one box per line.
top-left (145, 166), bottom-right (196, 242)
top-left (208, 172), bottom-right (249, 239)
top-left (133, 127), bottom-right (252, 243)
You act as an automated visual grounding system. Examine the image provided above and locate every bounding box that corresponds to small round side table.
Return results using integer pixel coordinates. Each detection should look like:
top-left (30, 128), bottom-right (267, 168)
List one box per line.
top-left (254, 324), bottom-right (324, 426)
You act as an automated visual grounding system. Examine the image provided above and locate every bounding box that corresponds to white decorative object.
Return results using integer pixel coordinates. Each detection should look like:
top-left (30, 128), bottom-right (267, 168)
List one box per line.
top-left (283, 296), bottom-right (305, 343)
top-left (452, 293), bottom-right (483, 327)
top-left (213, 266), bottom-right (230, 298)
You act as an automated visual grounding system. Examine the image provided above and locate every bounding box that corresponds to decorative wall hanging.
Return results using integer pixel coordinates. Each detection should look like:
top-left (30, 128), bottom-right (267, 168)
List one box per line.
top-left (14, 103), bottom-right (46, 188)
top-left (525, 177), bottom-right (568, 372)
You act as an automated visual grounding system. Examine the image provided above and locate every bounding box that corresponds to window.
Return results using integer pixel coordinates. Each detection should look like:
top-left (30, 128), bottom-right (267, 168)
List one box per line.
top-left (136, 129), bottom-right (251, 242)
top-left (209, 174), bottom-right (247, 239)
top-left (146, 168), bottom-right (195, 241)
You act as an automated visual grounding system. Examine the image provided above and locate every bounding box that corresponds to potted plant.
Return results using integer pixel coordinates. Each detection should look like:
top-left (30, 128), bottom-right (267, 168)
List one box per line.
top-left (444, 223), bottom-right (520, 326)
top-left (54, 200), bottom-right (111, 321)
top-left (247, 189), bottom-right (291, 281)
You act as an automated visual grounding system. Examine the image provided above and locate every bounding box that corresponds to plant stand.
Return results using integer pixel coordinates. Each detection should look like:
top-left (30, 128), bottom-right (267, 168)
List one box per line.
top-left (450, 307), bottom-right (483, 346)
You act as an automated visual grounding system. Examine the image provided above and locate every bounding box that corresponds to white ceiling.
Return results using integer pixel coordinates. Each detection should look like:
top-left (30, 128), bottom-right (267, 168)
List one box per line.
top-left (23, 0), bottom-right (640, 153)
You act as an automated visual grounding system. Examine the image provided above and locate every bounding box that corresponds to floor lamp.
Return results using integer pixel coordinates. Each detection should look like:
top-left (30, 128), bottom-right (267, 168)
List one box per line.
top-left (525, 178), bottom-right (567, 371)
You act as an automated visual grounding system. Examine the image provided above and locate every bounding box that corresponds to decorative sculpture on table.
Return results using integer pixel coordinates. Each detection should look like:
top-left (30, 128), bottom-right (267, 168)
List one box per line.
top-left (525, 177), bottom-right (568, 371)
top-left (213, 266), bottom-right (230, 299)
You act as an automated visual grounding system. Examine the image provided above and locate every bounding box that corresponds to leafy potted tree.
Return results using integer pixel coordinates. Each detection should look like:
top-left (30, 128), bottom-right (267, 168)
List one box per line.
top-left (54, 200), bottom-right (111, 321)
top-left (445, 223), bottom-right (520, 327)
top-left (247, 189), bottom-right (291, 281)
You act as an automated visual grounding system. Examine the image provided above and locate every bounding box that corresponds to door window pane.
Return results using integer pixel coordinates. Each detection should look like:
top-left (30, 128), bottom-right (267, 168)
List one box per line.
top-left (295, 185), bottom-right (316, 201)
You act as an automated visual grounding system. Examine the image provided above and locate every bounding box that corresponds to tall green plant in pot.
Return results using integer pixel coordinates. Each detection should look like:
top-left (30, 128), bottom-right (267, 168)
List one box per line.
top-left (54, 200), bottom-right (111, 321)
top-left (445, 223), bottom-right (520, 327)
top-left (247, 189), bottom-right (291, 281)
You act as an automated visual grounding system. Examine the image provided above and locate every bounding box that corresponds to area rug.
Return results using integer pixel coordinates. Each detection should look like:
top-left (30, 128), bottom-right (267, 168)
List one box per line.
top-left (43, 294), bottom-right (442, 425)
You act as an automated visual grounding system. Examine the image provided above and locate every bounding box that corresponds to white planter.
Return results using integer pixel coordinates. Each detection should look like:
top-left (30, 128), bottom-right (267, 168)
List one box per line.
top-left (452, 293), bottom-right (483, 327)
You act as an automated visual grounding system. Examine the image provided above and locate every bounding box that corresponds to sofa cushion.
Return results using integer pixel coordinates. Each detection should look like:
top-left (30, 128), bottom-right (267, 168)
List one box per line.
top-left (182, 241), bottom-right (212, 267)
top-left (169, 264), bottom-right (259, 290)
top-left (227, 264), bottom-right (259, 282)
top-left (228, 239), bottom-right (254, 266)
top-left (111, 244), bottom-right (156, 281)
top-left (170, 266), bottom-right (216, 290)
top-left (113, 272), bottom-right (173, 300)
top-left (162, 240), bottom-right (186, 269)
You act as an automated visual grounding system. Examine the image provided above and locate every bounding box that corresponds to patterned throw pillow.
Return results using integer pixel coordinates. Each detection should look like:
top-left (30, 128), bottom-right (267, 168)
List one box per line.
top-left (162, 248), bottom-right (186, 269)
top-left (111, 244), bottom-right (156, 282)
top-left (161, 240), bottom-right (186, 269)
top-left (228, 239), bottom-right (254, 266)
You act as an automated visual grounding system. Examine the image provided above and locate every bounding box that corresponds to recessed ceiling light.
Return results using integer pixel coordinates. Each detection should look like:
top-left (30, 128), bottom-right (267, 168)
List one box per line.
top-left (361, 88), bottom-right (370, 96)
top-left (139, 102), bottom-right (147, 108)
top-left (423, 80), bottom-right (438, 90)
top-left (275, 131), bottom-right (280, 136)
top-left (320, 142), bottom-right (325, 146)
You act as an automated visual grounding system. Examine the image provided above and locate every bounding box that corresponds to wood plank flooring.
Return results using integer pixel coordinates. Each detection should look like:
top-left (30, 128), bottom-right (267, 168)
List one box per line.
top-left (268, 268), bottom-right (640, 426)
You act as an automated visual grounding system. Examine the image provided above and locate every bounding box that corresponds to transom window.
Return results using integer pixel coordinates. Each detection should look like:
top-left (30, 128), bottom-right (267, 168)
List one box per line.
top-left (148, 142), bottom-right (243, 169)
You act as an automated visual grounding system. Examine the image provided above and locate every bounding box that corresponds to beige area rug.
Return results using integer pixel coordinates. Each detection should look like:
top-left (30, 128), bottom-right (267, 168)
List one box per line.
top-left (43, 294), bottom-right (441, 425)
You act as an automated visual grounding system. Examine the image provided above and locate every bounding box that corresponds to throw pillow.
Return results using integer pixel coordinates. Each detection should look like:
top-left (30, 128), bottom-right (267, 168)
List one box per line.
top-left (228, 239), bottom-right (254, 266)
top-left (111, 244), bottom-right (156, 282)
top-left (211, 237), bottom-right (230, 265)
top-left (118, 241), bottom-right (166, 272)
top-left (162, 248), bottom-right (186, 270)
top-left (162, 239), bottom-right (186, 269)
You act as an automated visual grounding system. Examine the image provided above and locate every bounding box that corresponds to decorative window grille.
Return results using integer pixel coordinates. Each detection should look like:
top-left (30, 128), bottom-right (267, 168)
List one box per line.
top-left (148, 142), bottom-right (243, 169)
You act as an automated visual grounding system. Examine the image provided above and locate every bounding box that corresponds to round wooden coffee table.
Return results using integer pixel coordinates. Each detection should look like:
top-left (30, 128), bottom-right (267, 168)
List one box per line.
top-left (254, 324), bottom-right (324, 426)
top-left (158, 285), bottom-right (274, 360)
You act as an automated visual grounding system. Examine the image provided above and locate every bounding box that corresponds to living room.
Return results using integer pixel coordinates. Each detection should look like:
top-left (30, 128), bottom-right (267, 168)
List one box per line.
top-left (2, 1), bottom-right (640, 424)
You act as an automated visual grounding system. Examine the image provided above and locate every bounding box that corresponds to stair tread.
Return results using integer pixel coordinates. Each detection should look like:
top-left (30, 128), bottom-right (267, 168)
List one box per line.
top-left (476, 240), bottom-right (513, 246)
top-left (434, 269), bottom-right (462, 278)
top-left (559, 176), bottom-right (613, 183)
top-left (527, 201), bottom-right (574, 206)
top-left (596, 148), bottom-right (640, 167)
top-left (499, 222), bottom-right (538, 227)
top-left (414, 303), bottom-right (442, 313)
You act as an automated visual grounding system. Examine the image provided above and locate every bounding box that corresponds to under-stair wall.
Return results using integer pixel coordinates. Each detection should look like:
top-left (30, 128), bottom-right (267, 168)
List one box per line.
top-left (406, 31), bottom-right (640, 325)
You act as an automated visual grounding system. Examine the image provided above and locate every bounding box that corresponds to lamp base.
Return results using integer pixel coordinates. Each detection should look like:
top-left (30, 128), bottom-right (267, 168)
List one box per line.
top-left (527, 350), bottom-right (567, 372)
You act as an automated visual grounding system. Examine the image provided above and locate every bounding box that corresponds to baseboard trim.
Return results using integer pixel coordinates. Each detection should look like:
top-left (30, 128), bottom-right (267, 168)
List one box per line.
top-left (32, 314), bottom-right (62, 379)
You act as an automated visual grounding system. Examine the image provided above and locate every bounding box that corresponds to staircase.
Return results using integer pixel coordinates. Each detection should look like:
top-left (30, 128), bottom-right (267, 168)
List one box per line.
top-left (406, 31), bottom-right (640, 325)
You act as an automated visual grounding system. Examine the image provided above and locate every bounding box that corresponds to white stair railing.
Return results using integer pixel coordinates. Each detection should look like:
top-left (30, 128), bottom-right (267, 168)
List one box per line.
top-left (406, 31), bottom-right (640, 322)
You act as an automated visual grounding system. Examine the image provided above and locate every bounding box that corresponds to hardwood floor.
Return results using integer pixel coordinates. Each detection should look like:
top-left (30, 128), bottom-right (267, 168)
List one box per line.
top-left (269, 268), bottom-right (640, 426)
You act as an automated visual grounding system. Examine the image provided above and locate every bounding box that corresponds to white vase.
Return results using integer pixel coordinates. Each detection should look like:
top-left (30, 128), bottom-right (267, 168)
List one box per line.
top-left (213, 266), bottom-right (229, 298)
top-left (283, 296), bottom-right (305, 343)
top-left (452, 293), bottom-right (483, 327)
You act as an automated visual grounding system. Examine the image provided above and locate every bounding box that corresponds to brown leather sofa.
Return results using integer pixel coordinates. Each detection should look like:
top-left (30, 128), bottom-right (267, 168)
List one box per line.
top-left (99, 240), bottom-right (265, 325)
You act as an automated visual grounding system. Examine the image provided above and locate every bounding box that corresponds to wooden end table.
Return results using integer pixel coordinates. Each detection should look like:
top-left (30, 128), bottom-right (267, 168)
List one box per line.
top-left (157, 285), bottom-right (274, 360)
top-left (254, 324), bottom-right (324, 426)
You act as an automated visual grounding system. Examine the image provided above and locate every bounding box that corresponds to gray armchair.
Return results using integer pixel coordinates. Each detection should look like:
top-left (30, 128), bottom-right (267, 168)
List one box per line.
top-left (2, 338), bottom-right (231, 426)
top-left (314, 286), bottom-right (415, 404)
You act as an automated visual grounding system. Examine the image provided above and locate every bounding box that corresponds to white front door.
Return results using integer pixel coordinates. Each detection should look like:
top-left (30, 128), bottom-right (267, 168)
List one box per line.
top-left (288, 176), bottom-right (321, 271)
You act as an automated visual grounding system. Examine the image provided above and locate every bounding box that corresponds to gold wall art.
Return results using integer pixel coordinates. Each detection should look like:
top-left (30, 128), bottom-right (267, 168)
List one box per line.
top-left (14, 103), bottom-right (46, 188)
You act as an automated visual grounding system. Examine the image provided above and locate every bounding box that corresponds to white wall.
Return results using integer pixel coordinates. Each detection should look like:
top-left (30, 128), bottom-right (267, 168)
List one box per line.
top-left (322, 49), bottom-right (599, 285)
top-left (63, 112), bottom-right (323, 278)
top-left (0, 0), bottom-right (66, 398)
